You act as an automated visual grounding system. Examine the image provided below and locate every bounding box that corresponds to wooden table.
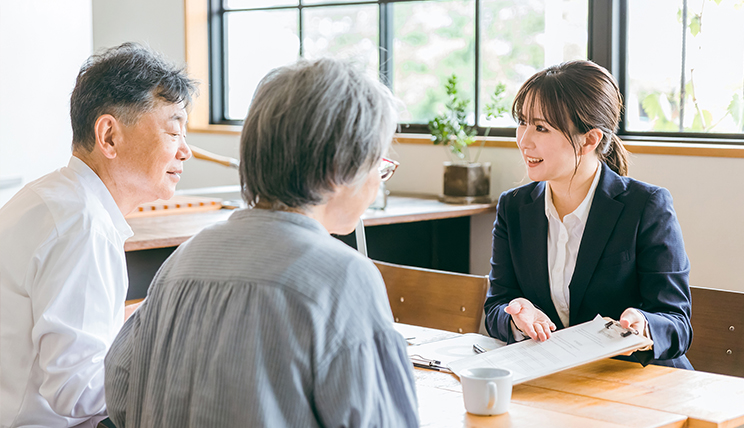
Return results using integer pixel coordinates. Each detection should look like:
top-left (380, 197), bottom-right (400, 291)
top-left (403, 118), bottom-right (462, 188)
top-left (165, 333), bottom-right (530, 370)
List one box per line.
top-left (124, 194), bottom-right (496, 251)
top-left (414, 354), bottom-right (744, 428)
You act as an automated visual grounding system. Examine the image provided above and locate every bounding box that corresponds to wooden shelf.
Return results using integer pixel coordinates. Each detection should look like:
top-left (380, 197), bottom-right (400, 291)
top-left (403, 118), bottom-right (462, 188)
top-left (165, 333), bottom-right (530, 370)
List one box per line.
top-left (124, 194), bottom-right (497, 252)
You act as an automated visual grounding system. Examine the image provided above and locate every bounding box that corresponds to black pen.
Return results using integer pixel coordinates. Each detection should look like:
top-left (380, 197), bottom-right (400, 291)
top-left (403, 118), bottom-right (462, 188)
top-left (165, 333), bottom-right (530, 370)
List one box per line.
top-left (473, 344), bottom-right (487, 354)
top-left (412, 362), bottom-right (452, 373)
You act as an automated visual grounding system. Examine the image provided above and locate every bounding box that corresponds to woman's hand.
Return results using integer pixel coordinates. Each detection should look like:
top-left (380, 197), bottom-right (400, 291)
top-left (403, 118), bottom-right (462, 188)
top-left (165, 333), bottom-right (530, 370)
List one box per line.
top-left (619, 308), bottom-right (649, 355)
top-left (504, 298), bottom-right (556, 342)
top-left (619, 307), bottom-right (647, 336)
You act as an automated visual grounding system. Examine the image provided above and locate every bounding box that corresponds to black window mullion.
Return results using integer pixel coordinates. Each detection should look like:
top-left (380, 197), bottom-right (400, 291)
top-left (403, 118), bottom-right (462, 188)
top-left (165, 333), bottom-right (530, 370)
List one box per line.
top-left (588, 0), bottom-right (626, 133)
top-left (298, 1), bottom-right (304, 57)
top-left (379, 1), bottom-right (394, 90)
top-left (588, 0), bottom-right (620, 75)
top-left (209, 0), bottom-right (227, 124)
top-left (474, 0), bottom-right (480, 128)
top-left (617, 0), bottom-right (628, 134)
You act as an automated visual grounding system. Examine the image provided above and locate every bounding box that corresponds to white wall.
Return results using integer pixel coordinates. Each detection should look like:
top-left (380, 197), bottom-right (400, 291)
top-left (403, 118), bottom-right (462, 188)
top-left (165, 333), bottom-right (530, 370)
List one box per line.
top-left (0, 0), bottom-right (93, 207)
top-left (90, 0), bottom-right (744, 293)
top-left (91, 0), bottom-right (241, 191)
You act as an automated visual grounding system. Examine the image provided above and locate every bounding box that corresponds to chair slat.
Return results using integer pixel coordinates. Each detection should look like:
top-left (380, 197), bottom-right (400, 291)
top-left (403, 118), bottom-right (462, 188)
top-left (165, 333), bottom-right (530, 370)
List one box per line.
top-left (373, 261), bottom-right (488, 334)
top-left (688, 286), bottom-right (744, 377)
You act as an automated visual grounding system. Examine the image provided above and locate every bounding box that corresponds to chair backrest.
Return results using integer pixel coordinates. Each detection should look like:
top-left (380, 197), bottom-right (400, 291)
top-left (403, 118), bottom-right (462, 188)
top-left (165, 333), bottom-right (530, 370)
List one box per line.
top-left (687, 286), bottom-right (744, 377)
top-left (373, 260), bottom-right (489, 334)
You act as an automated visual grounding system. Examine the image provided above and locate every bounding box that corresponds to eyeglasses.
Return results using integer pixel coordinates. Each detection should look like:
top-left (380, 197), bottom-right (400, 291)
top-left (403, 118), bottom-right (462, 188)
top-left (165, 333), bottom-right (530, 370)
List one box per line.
top-left (379, 157), bottom-right (399, 182)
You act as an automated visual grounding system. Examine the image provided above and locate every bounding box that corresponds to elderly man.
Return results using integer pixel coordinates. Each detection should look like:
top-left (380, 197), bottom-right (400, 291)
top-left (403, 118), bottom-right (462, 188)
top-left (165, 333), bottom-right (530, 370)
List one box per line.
top-left (0, 42), bottom-right (196, 427)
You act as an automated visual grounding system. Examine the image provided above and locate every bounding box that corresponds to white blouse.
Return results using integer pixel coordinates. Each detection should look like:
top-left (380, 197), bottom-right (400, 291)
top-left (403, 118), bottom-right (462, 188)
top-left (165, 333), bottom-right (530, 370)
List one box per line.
top-left (511, 162), bottom-right (601, 340)
top-left (544, 162), bottom-right (602, 328)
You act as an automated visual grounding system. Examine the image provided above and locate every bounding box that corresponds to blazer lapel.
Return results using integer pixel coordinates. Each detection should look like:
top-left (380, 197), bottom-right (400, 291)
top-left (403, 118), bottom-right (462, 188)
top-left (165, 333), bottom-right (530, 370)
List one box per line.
top-left (568, 164), bottom-right (626, 325)
top-left (519, 183), bottom-right (563, 326)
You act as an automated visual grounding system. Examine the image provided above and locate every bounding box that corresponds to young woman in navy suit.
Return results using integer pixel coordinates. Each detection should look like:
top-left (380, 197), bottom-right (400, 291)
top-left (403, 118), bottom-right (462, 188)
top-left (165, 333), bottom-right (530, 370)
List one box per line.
top-left (484, 60), bottom-right (693, 368)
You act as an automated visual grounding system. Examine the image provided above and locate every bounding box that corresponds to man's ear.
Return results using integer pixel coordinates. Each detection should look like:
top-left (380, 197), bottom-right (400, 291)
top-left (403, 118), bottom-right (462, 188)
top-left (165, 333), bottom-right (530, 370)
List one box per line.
top-left (93, 114), bottom-right (120, 160)
top-left (581, 128), bottom-right (603, 155)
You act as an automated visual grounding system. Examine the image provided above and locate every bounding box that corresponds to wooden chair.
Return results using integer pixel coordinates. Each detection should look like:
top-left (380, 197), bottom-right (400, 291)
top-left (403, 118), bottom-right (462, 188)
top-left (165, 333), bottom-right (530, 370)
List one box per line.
top-left (373, 260), bottom-right (489, 334)
top-left (687, 286), bottom-right (744, 377)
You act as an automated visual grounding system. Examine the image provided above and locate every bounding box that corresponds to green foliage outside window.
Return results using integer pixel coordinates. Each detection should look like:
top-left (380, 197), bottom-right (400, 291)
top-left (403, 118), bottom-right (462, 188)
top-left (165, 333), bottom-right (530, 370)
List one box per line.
top-left (639, 0), bottom-right (744, 133)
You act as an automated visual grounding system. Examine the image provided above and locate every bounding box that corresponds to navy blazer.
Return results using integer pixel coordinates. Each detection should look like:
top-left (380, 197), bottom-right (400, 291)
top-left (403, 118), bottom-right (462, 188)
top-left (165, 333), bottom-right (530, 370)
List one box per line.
top-left (484, 163), bottom-right (693, 369)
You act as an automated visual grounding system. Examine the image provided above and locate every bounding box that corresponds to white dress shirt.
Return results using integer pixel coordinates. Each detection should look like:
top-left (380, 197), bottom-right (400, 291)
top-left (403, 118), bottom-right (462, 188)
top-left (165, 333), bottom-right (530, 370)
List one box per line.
top-left (0, 156), bottom-right (132, 428)
top-left (545, 162), bottom-right (602, 328)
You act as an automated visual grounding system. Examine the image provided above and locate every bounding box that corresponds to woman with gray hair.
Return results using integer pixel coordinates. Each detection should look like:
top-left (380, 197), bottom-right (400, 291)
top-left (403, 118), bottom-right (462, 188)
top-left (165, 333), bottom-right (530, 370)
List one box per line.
top-left (104, 58), bottom-right (418, 427)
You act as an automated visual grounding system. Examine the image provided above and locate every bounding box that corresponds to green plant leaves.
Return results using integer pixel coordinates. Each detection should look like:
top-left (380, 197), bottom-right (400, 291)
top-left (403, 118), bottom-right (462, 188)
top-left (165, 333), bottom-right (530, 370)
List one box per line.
top-left (728, 93), bottom-right (744, 129)
top-left (428, 74), bottom-right (475, 161)
top-left (689, 14), bottom-right (702, 36)
top-left (642, 93), bottom-right (665, 121)
top-left (484, 82), bottom-right (509, 121)
top-left (691, 109), bottom-right (713, 130)
top-left (429, 74), bottom-right (508, 162)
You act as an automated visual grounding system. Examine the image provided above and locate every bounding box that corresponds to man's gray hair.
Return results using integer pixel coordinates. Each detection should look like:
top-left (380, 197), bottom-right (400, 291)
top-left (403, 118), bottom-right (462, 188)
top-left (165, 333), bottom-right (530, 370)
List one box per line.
top-left (240, 58), bottom-right (399, 210)
top-left (70, 42), bottom-right (197, 152)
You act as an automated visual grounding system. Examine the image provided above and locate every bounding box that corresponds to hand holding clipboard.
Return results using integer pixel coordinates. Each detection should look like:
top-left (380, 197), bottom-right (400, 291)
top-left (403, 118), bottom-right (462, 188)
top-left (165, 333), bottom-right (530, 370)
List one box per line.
top-left (448, 315), bottom-right (654, 384)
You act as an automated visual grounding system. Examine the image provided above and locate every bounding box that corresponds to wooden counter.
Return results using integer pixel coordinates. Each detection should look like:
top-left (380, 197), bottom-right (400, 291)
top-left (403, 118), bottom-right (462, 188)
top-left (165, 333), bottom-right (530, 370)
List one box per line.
top-left (124, 194), bottom-right (497, 252)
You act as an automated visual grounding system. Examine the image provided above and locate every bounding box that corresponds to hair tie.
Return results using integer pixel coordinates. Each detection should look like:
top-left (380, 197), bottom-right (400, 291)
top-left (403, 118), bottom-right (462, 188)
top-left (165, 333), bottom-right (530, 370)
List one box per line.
top-left (601, 131), bottom-right (613, 155)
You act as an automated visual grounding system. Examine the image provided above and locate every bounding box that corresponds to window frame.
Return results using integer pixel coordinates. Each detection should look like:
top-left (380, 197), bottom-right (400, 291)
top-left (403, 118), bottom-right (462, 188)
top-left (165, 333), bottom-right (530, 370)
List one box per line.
top-left (596, 1), bottom-right (744, 146)
top-left (185, 0), bottom-right (744, 155)
top-left (208, 0), bottom-right (573, 138)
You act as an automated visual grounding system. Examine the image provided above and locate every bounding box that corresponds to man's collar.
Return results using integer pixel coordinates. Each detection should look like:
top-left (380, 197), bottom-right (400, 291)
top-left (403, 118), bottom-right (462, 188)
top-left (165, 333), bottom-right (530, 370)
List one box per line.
top-left (69, 156), bottom-right (133, 239)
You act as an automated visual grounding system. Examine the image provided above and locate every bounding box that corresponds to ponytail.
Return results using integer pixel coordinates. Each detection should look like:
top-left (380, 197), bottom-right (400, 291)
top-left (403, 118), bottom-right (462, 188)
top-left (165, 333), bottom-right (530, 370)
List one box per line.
top-left (513, 61), bottom-right (629, 176)
top-left (601, 134), bottom-right (629, 176)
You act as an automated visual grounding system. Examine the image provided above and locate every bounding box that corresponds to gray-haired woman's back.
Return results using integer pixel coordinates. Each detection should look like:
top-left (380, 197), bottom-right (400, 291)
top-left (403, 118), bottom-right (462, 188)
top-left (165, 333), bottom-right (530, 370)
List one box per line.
top-left (104, 208), bottom-right (418, 427)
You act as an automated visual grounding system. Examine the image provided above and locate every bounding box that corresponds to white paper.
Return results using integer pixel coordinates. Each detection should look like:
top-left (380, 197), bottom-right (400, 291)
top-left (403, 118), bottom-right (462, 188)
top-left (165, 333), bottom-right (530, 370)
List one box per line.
top-left (448, 315), bottom-right (653, 384)
top-left (407, 333), bottom-right (506, 367)
top-left (393, 323), bottom-right (460, 346)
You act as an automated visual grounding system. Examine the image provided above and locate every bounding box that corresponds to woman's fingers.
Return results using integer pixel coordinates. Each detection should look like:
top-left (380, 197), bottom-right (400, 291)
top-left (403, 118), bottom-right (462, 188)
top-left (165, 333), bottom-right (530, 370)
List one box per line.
top-left (506, 299), bottom-right (557, 341)
top-left (619, 308), bottom-right (646, 333)
top-left (522, 321), bottom-right (538, 341)
top-left (534, 323), bottom-right (548, 342)
top-left (505, 300), bottom-right (523, 315)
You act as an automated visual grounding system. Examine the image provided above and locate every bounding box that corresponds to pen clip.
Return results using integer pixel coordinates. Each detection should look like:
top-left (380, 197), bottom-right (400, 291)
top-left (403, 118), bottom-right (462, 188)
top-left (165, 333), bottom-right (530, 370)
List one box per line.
top-left (472, 344), bottom-right (487, 354)
top-left (409, 354), bottom-right (442, 366)
top-left (604, 319), bottom-right (638, 337)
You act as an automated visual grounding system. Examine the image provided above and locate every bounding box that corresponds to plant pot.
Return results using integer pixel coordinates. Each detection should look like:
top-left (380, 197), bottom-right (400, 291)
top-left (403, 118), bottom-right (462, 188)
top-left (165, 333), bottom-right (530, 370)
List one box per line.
top-left (439, 162), bottom-right (492, 204)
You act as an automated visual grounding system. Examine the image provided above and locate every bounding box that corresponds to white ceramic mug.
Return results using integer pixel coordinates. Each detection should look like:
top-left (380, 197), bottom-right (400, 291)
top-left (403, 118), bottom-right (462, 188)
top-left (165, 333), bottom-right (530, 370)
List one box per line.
top-left (460, 367), bottom-right (513, 416)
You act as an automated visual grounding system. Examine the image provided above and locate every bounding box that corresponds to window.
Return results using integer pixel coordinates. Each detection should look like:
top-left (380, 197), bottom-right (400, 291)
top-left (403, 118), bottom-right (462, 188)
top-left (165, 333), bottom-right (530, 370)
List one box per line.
top-left (623, 0), bottom-right (744, 139)
top-left (209, 0), bottom-right (587, 136)
top-left (207, 0), bottom-right (744, 142)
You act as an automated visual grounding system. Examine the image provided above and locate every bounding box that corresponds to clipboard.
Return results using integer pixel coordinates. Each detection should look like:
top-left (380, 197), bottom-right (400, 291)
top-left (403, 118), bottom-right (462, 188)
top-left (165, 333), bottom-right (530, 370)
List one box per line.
top-left (448, 315), bottom-right (653, 384)
top-left (408, 333), bottom-right (506, 372)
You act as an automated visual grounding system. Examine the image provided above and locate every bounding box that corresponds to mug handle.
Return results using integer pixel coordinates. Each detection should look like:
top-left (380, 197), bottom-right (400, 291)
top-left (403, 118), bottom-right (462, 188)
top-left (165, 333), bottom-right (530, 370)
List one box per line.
top-left (487, 382), bottom-right (498, 409)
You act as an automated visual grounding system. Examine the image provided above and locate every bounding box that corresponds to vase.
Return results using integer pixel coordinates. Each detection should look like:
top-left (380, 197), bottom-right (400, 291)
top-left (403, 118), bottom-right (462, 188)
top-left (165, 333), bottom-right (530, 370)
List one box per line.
top-left (439, 162), bottom-right (492, 204)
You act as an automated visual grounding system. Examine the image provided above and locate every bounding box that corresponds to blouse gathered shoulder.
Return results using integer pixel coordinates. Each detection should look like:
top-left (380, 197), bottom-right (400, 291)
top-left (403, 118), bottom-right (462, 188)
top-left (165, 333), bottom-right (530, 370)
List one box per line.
top-left (104, 208), bottom-right (419, 428)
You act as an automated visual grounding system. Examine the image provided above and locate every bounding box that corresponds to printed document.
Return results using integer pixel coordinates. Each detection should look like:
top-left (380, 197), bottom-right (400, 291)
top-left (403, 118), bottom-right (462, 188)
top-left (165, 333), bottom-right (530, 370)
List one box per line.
top-left (448, 315), bottom-right (653, 384)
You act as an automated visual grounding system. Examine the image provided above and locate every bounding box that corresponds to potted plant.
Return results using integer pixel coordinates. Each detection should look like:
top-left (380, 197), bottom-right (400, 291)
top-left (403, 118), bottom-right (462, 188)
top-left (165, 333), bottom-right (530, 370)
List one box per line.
top-left (428, 74), bottom-right (508, 203)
